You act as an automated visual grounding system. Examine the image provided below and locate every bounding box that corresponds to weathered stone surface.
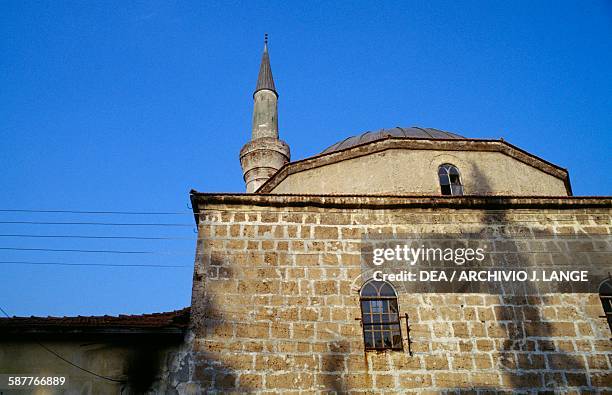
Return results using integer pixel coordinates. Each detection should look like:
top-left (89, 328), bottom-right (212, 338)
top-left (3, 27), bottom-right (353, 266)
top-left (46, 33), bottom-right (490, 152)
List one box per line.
top-left (181, 195), bottom-right (612, 393)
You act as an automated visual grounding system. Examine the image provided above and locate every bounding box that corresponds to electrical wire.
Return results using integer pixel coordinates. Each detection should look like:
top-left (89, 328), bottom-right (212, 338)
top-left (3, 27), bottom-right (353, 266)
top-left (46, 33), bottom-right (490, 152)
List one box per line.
top-left (0, 247), bottom-right (192, 255)
top-left (0, 261), bottom-right (190, 268)
top-left (0, 247), bottom-right (158, 254)
top-left (0, 234), bottom-right (195, 240)
top-left (0, 221), bottom-right (193, 227)
top-left (0, 209), bottom-right (190, 215)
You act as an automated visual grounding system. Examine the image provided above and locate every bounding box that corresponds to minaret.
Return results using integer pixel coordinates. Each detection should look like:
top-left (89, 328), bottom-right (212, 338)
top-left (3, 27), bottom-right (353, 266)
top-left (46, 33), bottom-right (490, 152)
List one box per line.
top-left (240, 34), bottom-right (290, 193)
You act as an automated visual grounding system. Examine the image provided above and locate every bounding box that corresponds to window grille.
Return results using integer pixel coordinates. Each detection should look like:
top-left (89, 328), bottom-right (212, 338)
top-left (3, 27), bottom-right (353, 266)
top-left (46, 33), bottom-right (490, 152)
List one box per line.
top-left (360, 280), bottom-right (403, 351)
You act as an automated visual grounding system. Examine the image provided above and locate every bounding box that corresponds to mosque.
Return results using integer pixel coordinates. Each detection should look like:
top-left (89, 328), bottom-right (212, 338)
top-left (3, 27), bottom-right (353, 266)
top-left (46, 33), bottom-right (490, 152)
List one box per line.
top-left (1, 38), bottom-right (610, 394)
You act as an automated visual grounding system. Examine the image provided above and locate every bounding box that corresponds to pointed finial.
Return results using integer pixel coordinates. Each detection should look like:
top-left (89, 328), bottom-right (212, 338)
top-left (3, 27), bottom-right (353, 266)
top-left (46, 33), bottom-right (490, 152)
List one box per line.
top-left (254, 33), bottom-right (277, 97)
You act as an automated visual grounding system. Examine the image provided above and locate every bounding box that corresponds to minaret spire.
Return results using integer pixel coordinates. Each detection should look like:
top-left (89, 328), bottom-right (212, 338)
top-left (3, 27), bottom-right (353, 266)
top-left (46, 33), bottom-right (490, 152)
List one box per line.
top-left (255, 33), bottom-right (277, 96)
top-left (239, 35), bottom-right (290, 193)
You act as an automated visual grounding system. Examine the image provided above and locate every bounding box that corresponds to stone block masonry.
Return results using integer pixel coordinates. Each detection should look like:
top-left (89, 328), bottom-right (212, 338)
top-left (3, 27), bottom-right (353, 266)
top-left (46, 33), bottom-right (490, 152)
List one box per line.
top-left (183, 194), bottom-right (612, 394)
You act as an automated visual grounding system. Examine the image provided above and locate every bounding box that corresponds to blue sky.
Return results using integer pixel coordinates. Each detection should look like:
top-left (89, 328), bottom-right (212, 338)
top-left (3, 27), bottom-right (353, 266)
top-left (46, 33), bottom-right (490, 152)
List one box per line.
top-left (1, 1), bottom-right (611, 316)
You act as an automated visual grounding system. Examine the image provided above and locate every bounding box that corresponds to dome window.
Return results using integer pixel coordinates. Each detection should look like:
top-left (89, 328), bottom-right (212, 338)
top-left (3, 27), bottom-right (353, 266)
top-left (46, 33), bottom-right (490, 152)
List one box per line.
top-left (438, 164), bottom-right (464, 196)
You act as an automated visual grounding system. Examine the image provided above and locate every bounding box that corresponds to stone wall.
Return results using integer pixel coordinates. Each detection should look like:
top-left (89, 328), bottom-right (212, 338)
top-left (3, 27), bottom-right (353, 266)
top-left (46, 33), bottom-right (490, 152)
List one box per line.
top-left (187, 194), bottom-right (611, 393)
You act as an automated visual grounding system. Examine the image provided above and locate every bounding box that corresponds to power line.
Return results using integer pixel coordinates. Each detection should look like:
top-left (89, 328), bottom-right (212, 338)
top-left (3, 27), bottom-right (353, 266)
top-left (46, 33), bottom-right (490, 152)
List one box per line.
top-left (0, 209), bottom-right (191, 215)
top-left (0, 247), bottom-right (192, 255)
top-left (0, 247), bottom-right (164, 254)
top-left (0, 221), bottom-right (193, 227)
top-left (0, 234), bottom-right (195, 240)
top-left (0, 246), bottom-right (193, 255)
top-left (0, 261), bottom-right (191, 268)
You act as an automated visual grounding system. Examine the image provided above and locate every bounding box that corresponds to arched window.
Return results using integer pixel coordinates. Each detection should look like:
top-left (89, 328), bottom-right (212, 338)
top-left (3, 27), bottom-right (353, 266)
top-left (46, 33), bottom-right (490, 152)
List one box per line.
top-left (438, 164), bottom-right (463, 196)
top-left (599, 279), bottom-right (612, 335)
top-left (360, 280), bottom-right (402, 350)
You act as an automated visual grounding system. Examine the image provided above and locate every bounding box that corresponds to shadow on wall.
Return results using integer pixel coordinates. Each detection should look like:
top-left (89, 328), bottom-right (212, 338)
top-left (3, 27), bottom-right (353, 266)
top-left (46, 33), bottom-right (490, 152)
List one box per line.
top-left (187, 227), bottom-right (358, 393)
top-left (183, 245), bottom-right (253, 393)
top-left (124, 345), bottom-right (171, 394)
top-left (184, 176), bottom-right (609, 393)
top-left (321, 340), bottom-right (351, 393)
top-left (458, 164), bottom-right (602, 391)
top-left (0, 337), bottom-right (183, 395)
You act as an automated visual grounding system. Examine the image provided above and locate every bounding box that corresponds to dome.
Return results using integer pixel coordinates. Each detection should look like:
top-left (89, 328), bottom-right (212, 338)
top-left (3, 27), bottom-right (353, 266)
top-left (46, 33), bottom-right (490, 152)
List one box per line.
top-left (320, 126), bottom-right (464, 155)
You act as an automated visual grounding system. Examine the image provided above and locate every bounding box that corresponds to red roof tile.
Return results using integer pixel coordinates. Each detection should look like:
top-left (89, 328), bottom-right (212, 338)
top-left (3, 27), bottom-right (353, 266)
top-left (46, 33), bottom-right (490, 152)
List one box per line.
top-left (0, 308), bottom-right (189, 333)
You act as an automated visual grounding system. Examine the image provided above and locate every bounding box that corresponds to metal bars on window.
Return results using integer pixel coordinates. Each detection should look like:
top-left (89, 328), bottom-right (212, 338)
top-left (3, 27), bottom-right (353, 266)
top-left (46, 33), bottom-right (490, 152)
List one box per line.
top-left (359, 280), bottom-right (403, 351)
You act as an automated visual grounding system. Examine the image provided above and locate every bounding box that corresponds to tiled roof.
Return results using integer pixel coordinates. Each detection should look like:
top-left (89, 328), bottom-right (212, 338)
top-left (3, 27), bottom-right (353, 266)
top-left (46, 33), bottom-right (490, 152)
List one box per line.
top-left (0, 308), bottom-right (189, 334)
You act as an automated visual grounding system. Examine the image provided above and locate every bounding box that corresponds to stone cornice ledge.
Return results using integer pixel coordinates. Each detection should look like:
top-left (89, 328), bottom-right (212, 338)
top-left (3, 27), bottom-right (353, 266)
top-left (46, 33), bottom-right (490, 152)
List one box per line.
top-left (190, 192), bottom-right (611, 217)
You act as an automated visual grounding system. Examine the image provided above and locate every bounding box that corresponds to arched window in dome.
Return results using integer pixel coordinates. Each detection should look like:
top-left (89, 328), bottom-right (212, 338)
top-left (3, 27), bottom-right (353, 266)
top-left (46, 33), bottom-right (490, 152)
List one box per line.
top-left (438, 164), bottom-right (464, 196)
top-left (599, 279), bottom-right (612, 335)
top-left (360, 280), bottom-right (403, 350)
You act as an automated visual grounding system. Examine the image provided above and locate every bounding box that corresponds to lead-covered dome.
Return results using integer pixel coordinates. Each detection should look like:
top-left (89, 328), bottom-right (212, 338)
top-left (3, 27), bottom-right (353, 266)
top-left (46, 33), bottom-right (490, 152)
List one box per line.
top-left (320, 126), bottom-right (464, 154)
